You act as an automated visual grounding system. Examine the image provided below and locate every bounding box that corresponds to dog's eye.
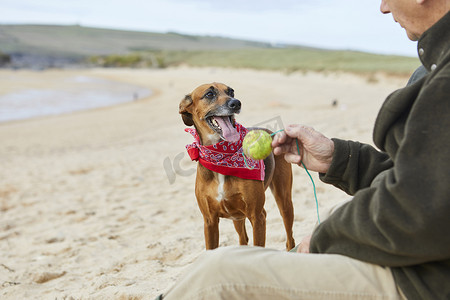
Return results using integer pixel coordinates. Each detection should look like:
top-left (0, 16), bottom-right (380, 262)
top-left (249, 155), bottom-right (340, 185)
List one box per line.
top-left (205, 91), bottom-right (215, 99)
top-left (228, 89), bottom-right (234, 98)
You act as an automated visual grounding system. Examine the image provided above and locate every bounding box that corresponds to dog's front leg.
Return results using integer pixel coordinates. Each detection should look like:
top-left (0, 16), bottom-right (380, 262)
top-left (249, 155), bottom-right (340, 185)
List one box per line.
top-left (203, 216), bottom-right (219, 250)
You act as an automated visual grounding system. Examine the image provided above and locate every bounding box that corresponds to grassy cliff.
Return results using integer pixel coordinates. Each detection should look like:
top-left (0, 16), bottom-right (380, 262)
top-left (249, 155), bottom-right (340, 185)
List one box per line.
top-left (0, 24), bottom-right (420, 75)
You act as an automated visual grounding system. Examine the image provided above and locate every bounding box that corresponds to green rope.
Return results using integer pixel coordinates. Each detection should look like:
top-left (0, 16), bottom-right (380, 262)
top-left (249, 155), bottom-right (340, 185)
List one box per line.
top-left (270, 129), bottom-right (321, 224)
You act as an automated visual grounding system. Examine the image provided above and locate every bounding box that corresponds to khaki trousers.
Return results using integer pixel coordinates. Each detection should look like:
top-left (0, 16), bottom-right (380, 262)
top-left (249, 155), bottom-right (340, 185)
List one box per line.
top-left (162, 201), bottom-right (407, 300)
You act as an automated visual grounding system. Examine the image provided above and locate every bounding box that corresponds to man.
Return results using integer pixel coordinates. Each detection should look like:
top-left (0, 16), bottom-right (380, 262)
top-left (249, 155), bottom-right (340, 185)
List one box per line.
top-left (159, 1), bottom-right (449, 299)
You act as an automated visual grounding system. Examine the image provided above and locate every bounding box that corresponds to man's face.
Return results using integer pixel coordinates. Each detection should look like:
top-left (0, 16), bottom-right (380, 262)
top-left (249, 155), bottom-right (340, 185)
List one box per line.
top-left (380, 0), bottom-right (424, 41)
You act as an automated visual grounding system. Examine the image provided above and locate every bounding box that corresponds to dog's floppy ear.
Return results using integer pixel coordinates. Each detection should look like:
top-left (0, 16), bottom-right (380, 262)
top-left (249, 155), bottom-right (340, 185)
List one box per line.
top-left (179, 94), bottom-right (194, 126)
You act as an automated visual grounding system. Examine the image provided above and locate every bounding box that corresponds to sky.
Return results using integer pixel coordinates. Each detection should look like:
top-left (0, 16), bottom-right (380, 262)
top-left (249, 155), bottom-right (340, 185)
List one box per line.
top-left (1, 0), bottom-right (419, 57)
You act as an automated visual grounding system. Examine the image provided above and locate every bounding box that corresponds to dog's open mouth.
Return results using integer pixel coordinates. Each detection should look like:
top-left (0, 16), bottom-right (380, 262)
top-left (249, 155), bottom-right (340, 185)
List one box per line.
top-left (206, 115), bottom-right (240, 143)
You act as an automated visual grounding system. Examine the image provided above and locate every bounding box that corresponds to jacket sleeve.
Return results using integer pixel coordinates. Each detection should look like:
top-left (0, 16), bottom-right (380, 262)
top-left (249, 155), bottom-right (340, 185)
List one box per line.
top-left (319, 139), bottom-right (393, 195)
top-left (310, 72), bottom-right (450, 267)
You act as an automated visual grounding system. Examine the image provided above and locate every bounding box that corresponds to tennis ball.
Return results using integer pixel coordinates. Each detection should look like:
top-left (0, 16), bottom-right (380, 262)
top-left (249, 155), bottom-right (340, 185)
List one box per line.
top-left (242, 130), bottom-right (273, 160)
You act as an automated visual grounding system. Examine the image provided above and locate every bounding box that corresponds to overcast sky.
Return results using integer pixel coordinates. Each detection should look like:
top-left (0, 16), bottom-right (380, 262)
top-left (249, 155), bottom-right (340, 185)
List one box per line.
top-left (2, 0), bottom-right (419, 57)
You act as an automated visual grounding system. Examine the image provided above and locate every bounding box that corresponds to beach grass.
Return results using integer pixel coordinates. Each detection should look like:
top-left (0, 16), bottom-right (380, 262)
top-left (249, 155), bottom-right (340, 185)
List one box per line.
top-left (89, 48), bottom-right (420, 76)
top-left (158, 48), bottom-right (420, 75)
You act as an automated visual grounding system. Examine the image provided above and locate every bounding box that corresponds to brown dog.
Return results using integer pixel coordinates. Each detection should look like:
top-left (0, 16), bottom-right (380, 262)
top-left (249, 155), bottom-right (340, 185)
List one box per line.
top-left (179, 83), bottom-right (295, 250)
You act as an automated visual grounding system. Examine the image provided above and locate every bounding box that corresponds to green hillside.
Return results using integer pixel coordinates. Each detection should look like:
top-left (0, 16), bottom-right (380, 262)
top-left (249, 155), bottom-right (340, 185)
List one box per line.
top-left (0, 24), bottom-right (420, 75)
top-left (0, 24), bottom-right (271, 58)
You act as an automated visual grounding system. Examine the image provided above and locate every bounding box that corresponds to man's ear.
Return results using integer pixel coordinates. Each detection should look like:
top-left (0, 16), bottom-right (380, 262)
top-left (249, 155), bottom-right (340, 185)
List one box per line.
top-left (179, 94), bottom-right (194, 126)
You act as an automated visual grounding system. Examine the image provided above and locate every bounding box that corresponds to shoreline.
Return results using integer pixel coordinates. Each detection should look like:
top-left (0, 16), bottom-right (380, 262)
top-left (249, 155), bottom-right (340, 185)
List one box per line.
top-left (0, 70), bottom-right (153, 124)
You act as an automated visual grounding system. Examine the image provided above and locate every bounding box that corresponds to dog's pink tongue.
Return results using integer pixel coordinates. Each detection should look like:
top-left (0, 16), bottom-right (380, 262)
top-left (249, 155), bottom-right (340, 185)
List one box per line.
top-left (214, 116), bottom-right (239, 143)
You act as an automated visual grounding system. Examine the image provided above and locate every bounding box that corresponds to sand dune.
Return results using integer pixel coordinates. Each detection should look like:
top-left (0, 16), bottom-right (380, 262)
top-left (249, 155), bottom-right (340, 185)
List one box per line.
top-left (0, 67), bottom-right (408, 299)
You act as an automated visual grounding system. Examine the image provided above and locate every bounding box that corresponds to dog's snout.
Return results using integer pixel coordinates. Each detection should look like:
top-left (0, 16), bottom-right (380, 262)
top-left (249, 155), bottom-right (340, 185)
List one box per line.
top-left (227, 99), bottom-right (241, 111)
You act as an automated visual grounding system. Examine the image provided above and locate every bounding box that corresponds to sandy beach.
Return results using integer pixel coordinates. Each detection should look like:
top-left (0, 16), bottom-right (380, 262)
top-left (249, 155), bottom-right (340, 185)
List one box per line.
top-left (0, 67), bottom-right (409, 299)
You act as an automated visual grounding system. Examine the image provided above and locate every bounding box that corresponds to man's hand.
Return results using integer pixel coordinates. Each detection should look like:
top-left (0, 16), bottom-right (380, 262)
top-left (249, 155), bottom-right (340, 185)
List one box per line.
top-left (272, 124), bottom-right (334, 174)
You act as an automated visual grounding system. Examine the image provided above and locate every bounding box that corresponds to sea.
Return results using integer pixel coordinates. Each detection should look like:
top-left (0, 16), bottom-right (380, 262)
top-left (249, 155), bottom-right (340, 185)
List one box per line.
top-left (0, 75), bottom-right (152, 123)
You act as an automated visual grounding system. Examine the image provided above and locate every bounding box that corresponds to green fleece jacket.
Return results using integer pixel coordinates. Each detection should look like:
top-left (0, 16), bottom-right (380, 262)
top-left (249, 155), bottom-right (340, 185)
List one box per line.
top-left (310, 12), bottom-right (450, 300)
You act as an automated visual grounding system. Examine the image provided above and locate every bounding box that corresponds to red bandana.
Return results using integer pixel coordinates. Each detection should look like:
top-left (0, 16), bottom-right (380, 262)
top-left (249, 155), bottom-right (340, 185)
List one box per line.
top-left (185, 123), bottom-right (265, 181)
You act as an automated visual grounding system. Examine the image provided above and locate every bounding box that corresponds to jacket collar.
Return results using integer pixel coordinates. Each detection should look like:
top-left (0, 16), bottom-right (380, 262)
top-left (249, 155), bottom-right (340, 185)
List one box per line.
top-left (417, 11), bottom-right (450, 72)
